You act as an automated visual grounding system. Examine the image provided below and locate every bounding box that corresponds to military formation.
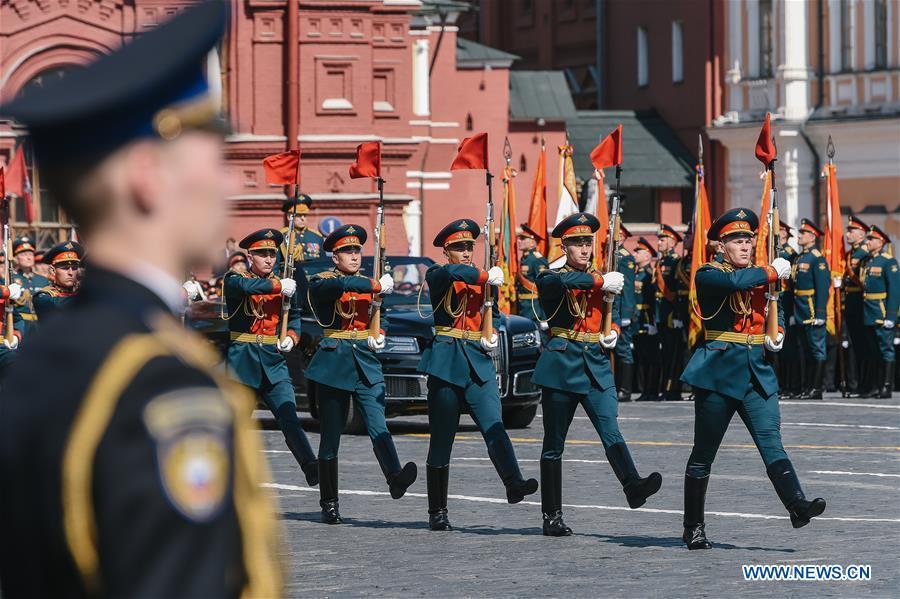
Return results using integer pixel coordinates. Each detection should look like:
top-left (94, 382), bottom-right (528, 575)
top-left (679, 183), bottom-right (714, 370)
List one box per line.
top-left (0, 2), bottom-right (894, 597)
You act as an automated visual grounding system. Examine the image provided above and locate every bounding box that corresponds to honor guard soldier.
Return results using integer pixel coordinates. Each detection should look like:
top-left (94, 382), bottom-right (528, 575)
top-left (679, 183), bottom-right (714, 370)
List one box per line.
top-left (0, 279), bottom-right (24, 377)
top-left (656, 224), bottom-right (684, 400)
top-left (612, 225), bottom-right (637, 401)
top-left (843, 215), bottom-right (872, 396)
top-left (534, 213), bottom-right (661, 536)
top-left (418, 219), bottom-right (538, 531)
top-left (202, 227), bottom-right (319, 488)
top-left (777, 221), bottom-right (803, 398)
top-left (306, 224), bottom-right (417, 524)
top-left (10, 236), bottom-right (50, 332)
top-left (32, 241), bottom-right (84, 321)
top-left (515, 223), bottom-right (549, 329)
top-left (681, 208), bottom-right (826, 550)
top-left (792, 219), bottom-right (830, 399)
top-left (861, 225), bottom-right (899, 398)
top-left (0, 3), bottom-right (282, 596)
top-left (671, 231), bottom-right (695, 400)
top-left (281, 194), bottom-right (323, 262)
top-left (633, 237), bottom-right (662, 401)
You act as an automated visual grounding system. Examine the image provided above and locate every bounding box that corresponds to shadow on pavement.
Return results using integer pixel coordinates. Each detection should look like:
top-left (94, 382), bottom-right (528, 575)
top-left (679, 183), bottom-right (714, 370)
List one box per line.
top-left (281, 511), bottom-right (540, 535)
top-left (589, 533), bottom-right (796, 552)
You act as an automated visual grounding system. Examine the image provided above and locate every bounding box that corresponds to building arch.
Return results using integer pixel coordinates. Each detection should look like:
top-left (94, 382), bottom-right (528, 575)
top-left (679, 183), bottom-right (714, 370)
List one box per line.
top-left (0, 38), bottom-right (110, 101)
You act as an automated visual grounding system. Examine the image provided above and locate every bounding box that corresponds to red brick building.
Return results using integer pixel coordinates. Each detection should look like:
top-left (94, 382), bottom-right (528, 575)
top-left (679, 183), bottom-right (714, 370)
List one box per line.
top-left (0, 0), bottom-right (569, 260)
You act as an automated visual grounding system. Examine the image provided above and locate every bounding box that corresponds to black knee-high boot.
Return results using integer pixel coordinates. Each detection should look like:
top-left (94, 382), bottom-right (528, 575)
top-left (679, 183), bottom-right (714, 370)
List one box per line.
top-left (617, 362), bottom-right (634, 402)
top-left (487, 436), bottom-right (538, 504)
top-left (766, 459), bottom-right (826, 528)
top-left (372, 435), bottom-right (417, 499)
top-left (426, 464), bottom-right (451, 531)
top-left (605, 442), bottom-right (662, 508)
top-left (540, 459), bottom-right (572, 536)
top-left (318, 458), bottom-right (343, 524)
top-left (274, 403), bottom-right (318, 486)
top-left (682, 475), bottom-right (712, 549)
top-left (877, 361), bottom-right (895, 398)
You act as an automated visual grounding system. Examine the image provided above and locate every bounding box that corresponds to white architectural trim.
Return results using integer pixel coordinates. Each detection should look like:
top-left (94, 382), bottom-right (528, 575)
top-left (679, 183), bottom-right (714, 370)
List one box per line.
top-left (412, 38), bottom-right (430, 117)
top-left (225, 133), bottom-right (288, 143)
top-left (408, 120), bottom-right (460, 128)
top-left (406, 181), bottom-right (450, 190)
top-left (405, 170), bottom-right (452, 179)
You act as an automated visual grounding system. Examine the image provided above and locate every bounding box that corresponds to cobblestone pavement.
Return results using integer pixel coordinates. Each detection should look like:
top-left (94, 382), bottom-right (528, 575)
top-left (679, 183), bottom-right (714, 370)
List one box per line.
top-left (257, 392), bottom-right (900, 598)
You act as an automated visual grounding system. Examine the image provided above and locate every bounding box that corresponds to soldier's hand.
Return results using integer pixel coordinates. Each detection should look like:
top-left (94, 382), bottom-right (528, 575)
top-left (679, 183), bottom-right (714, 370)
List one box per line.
top-left (811, 318), bottom-right (826, 326)
top-left (883, 320), bottom-right (895, 329)
top-left (280, 278), bottom-right (297, 297)
top-left (764, 331), bottom-right (784, 352)
top-left (671, 319), bottom-right (684, 329)
top-left (789, 316), bottom-right (796, 326)
top-left (832, 277), bottom-right (842, 289)
top-left (539, 321), bottom-right (549, 331)
top-left (378, 274), bottom-right (394, 295)
top-left (770, 257), bottom-right (791, 279)
top-left (277, 336), bottom-right (295, 352)
top-left (6, 283), bottom-right (23, 302)
top-left (487, 266), bottom-right (505, 286)
top-left (622, 318), bottom-right (632, 327)
top-left (2, 336), bottom-right (19, 350)
top-left (182, 280), bottom-right (202, 301)
top-left (367, 333), bottom-right (386, 351)
top-left (645, 324), bottom-right (658, 336)
top-left (600, 271), bottom-right (624, 294)
top-left (480, 332), bottom-right (499, 351)
top-left (600, 329), bottom-right (618, 349)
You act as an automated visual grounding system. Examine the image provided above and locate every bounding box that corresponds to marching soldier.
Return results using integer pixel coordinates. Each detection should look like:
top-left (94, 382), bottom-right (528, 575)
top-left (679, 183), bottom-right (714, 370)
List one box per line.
top-left (633, 237), bottom-right (662, 401)
top-left (515, 224), bottom-right (548, 330)
top-left (534, 213), bottom-right (661, 536)
top-left (656, 224), bottom-right (684, 400)
top-left (32, 240), bottom-right (84, 321)
top-left (613, 225), bottom-right (637, 401)
top-left (777, 221), bottom-right (803, 398)
top-left (280, 194), bottom-right (323, 262)
top-left (792, 219), bottom-right (830, 399)
top-left (0, 3), bottom-right (282, 596)
top-left (10, 236), bottom-right (50, 333)
top-left (671, 232), bottom-right (695, 400)
top-left (305, 224), bottom-right (417, 524)
top-left (861, 225), bottom-right (899, 398)
top-left (0, 279), bottom-right (24, 378)
top-left (197, 227), bottom-right (319, 489)
top-left (417, 219), bottom-right (538, 531)
top-left (843, 215), bottom-right (872, 396)
top-left (681, 208), bottom-right (826, 550)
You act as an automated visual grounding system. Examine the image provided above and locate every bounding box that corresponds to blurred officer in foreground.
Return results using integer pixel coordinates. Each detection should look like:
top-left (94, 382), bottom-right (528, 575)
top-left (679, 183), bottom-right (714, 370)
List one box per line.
top-left (861, 225), bottom-right (899, 398)
top-left (515, 223), bottom-right (548, 329)
top-left (534, 213), bottom-right (661, 536)
top-left (10, 236), bottom-right (50, 334)
top-left (792, 219), bottom-right (830, 399)
top-left (632, 237), bottom-right (662, 401)
top-left (0, 3), bottom-right (282, 597)
top-left (306, 225), bottom-right (417, 524)
top-left (32, 240), bottom-right (84, 321)
top-left (681, 208), bottom-right (825, 550)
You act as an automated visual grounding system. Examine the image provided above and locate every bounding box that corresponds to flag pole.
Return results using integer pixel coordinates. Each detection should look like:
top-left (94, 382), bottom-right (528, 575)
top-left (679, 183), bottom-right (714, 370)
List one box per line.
top-left (369, 173), bottom-right (386, 341)
top-left (482, 168), bottom-right (495, 343)
top-left (279, 161), bottom-right (300, 344)
top-left (765, 139), bottom-right (780, 342)
top-left (602, 164), bottom-right (623, 337)
top-left (826, 135), bottom-right (848, 396)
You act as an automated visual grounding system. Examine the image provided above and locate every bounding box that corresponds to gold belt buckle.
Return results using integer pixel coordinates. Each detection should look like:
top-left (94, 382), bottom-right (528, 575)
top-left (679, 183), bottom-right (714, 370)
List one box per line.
top-left (256, 334), bottom-right (264, 344)
top-left (747, 334), bottom-right (753, 346)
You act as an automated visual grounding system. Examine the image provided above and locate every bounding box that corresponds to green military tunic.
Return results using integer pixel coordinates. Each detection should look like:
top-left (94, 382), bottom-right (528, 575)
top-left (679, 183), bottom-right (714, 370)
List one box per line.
top-left (791, 247), bottom-right (829, 361)
top-left (33, 284), bottom-right (78, 321)
top-left (844, 242), bottom-right (871, 358)
top-left (515, 248), bottom-right (548, 323)
top-left (11, 270), bottom-right (50, 333)
top-left (612, 247), bottom-right (637, 364)
top-left (280, 226), bottom-right (323, 262)
top-left (656, 249), bottom-right (683, 395)
top-left (861, 250), bottom-right (900, 361)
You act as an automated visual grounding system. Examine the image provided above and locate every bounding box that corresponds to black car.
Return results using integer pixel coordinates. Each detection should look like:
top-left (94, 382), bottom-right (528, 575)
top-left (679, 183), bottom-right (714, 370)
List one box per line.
top-left (188, 255), bottom-right (542, 433)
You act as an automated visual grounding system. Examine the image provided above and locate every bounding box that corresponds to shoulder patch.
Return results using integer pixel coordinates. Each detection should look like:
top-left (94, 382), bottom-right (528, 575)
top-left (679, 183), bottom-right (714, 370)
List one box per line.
top-left (700, 261), bottom-right (727, 271)
top-left (818, 262), bottom-right (826, 270)
top-left (534, 251), bottom-right (543, 258)
top-left (143, 389), bottom-right (232, 523)
top-left (812, 249), bottom-right (822, 257)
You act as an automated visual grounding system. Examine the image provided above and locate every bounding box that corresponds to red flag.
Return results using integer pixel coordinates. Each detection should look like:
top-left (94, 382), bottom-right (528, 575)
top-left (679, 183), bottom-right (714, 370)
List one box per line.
top-left (592, 173), bottom-right (610, 271)
top-left (349, 141), bottom-right (381, 179)
top-left (526, 146), bottom-right (548, 256)
top-left (590, 124), bottom-right (623, 171)
top-left (450, 132), bottom-right (489, 171)
top-left (263, 150), bottom-right (301, 185)
top-left (755, 112), bottom-right (776, 167)
top-left (688, 163), bottom-right (711, 347)
top-left (6, 145), bottom-right (34, 224)
top-left (823, 163), bottom-right (846, 336)
top-left (754, 171), bottom-right (772, 265)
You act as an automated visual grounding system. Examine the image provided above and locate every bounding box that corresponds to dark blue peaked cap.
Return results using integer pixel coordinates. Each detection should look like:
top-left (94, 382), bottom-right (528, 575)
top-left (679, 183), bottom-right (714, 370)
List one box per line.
top-left (0, 1), bottom-right (229, 167)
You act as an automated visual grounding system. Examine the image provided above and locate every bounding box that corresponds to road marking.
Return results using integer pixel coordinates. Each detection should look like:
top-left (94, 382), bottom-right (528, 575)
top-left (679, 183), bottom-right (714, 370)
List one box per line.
top-left (262, 483), bottom-right (900, 524)
top-left (782, 422), bottom-right (900, 431)
top-left (780, 401), bottom-right (900, 409)
top-left (453, 457), bottom-right (609, 465)
top-left (810, 470), bottom-right (900, 479)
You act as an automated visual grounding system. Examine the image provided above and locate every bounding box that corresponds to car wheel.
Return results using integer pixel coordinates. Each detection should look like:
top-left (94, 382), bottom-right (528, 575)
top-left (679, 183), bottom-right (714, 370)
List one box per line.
top-left (502, 405), bottom-right (538, 429)
top-left (343, 399), bottom-right (367, 435)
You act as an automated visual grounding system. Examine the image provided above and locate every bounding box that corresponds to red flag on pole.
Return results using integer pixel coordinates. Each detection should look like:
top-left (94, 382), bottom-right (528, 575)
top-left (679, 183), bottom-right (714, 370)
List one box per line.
top-left (6, 145), bottom-right (34, 224)
top-left (590, 124), bottom-right (623, 171)
top-left (823, 162), bottom-right (846, 336)
top-left (263, 150), bottom-right (301, 185)
top-left (349, 141), bottom-right (381, 179)
top-left (526, 144), bottom-right (548, 256)
top-left (755, 112), bottom-right (776, 167)
top-left (755, 171), bottom-right (773, 265)
top-left (450, 132), bottom-right (489, 171)
top-left (688, 163), bottom-right (711, 347)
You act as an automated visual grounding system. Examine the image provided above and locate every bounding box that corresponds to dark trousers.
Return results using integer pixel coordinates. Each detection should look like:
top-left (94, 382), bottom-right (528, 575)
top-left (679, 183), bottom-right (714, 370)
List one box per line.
top-left (540, 386), bottom-right (625, 461)
top-left (245, 378), bottom-right (316, 466)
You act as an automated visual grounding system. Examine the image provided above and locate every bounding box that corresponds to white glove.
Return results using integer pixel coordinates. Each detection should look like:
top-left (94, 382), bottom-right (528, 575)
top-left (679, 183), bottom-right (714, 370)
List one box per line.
top-left (789, 316), bottom-right (796, 326)
top-left (182, 280), bottom-right (202, 301)
top-left (811, 318), bottom-right (826, 326)
top-left (671, 319), bottom-right (684, 329)
top-left (280, 278), bottom-right (297, 297)
top-left (6, 283), bottom-right (23, 302)
top-left (378, 274), bottom-right (394, 295)
top-left (599, 329), bottom-right (618, 349)
top-left (883, 320), bottom-right (895, 330)
top-left (621, 318), bottom-right (632, 327)
top-left (770, 257), bottom-right (791, 280)
top-left (600, 271), bottom-right (624, 294)
top-left (646, 324), bottom-right (658, 336)
top-left (277, 336), bottom-right (295, 353)
top-left (2, 336), bottom-right (18, 350)
top-left (480, 333), bottom-right (499, 350)
top-left (832, 277), bottom-right (842, 289)
top-left (487, 266), bottom-right (505, 286)
top-left (764, 331), bottom-right (784, 352)
top-left (367, 333), bottom-right (386, 351)
top-left (539, 321), bottom-right (549, 331)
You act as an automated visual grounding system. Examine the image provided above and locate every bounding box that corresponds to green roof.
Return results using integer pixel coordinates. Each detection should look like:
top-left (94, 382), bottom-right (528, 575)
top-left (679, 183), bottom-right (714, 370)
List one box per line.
top-left (509, 71), bottom-right (577, 122)
top-left (456, 37), bottom-right (519, 68)
top-left (566, 110), bottom-right (694, 188)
